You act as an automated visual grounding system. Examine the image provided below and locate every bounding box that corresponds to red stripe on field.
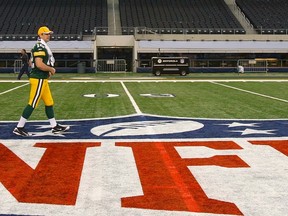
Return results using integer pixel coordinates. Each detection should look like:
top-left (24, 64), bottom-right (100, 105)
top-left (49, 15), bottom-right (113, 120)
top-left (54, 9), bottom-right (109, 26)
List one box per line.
top-left (0, 142), bottom-right (100, 205)
top-left (250, 140), bottom-right (288, 156)
top-left (118, 141), bottom-right (245, 215)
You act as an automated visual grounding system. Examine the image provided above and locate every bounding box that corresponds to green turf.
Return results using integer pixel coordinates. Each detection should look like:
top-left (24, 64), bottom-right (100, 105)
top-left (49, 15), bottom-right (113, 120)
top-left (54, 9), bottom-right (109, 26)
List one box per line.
top-left (1, 72), bottom-right (288, 80)
top-left (0, 82), bottom-right (24, 92)
top-left (51, 82), bottom-right (135, 119)
top-left (217, 82), bottom-right (288, 100)
top-left (0, 82), bottom-right (135, 121)
top-left (125, 82), bottom-right (288, 119)
top-left (0, 75), bottom-right (288, 121)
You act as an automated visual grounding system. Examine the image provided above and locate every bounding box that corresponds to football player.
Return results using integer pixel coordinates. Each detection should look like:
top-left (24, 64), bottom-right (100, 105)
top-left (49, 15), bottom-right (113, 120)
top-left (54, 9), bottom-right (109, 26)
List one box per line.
top-left (13, 26), bottom-right (70, 136)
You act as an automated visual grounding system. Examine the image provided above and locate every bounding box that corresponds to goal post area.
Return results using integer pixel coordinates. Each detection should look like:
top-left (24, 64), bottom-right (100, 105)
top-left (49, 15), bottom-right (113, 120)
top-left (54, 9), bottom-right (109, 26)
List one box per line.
top-left (237, 59), bottom-right (268, 73)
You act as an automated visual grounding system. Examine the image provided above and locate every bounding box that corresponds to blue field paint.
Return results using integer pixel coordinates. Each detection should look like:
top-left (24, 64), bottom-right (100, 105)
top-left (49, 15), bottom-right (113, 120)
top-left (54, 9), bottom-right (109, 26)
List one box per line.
top-left (1, 114), bottom-right (288, 140)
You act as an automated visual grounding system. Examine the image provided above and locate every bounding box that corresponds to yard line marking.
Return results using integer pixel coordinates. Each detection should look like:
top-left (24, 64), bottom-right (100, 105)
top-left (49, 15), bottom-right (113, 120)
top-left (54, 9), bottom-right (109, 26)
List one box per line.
top-left (2, 79), bottom-right (288, 83)
top-left (211, 81), bottom-right (288, 103)
top-left (0, 83), bottom-right (29, 96)
top-left (120, 81), bottom-right (142, 114)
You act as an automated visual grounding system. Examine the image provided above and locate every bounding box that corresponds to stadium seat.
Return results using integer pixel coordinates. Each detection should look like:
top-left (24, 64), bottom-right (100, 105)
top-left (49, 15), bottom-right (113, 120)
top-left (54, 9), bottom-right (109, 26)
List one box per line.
top-left (236, 0), bottom-right (288, 34)
top-left (119, 0), bottom-right (244, 34)
top-left (0, 0), bottom-right (108, 37)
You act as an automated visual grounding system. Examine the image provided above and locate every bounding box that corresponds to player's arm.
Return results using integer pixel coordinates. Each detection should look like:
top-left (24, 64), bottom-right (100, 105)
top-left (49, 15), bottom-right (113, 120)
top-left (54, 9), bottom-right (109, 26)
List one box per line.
top-left (28, 58), bottom-right (32, 67)
top-left (34, 57), bottom-right (56, 75)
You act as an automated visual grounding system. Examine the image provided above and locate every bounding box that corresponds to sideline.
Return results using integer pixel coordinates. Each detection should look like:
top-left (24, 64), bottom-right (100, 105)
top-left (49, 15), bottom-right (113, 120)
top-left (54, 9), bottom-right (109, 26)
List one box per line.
top-left (1, 79), bottom-right (288, 83)
top-left (0, 83), bottom-right (29, 96)
top-left (211, 81), bottom-right (288, 103)
top-left (120, 81), bottom-right (142, 114)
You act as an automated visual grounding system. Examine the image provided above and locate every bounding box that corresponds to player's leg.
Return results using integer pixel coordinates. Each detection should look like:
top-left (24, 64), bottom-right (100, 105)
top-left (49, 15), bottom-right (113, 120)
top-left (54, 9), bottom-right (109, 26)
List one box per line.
top-left (42, 82), bottom-right (70, 133)
top-left (19, 78), bottom-right (44, 123)
top-left (24, 64), bottom-right (30, 78)
top-left (13, 78), bottom-right (43, 136)
top-left (17, 66), bottom-right (25, 80)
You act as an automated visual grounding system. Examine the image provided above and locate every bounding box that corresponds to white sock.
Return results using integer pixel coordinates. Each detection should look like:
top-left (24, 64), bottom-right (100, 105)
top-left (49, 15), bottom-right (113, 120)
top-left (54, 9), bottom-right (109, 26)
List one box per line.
top-left (17, 116), bottom-right (27, 128)
top-left (49, 118), bottom-right (57, 128)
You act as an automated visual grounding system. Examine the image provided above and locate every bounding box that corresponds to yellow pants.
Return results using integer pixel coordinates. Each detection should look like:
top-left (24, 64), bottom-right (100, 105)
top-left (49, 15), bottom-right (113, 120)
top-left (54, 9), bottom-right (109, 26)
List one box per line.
top-left (29, 78), bottom-right (54, 108)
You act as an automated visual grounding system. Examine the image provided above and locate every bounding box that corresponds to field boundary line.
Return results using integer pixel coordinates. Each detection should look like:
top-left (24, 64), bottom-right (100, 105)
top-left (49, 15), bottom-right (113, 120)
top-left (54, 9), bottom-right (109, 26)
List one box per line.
top-left (211, 81), bottom-right (288, 103)
top-left (0, 83), bottom-right (29, 96)
top-left (2, 79), bottom-right (288, 83)
top-left (120, 81), bottom-right (142, 114)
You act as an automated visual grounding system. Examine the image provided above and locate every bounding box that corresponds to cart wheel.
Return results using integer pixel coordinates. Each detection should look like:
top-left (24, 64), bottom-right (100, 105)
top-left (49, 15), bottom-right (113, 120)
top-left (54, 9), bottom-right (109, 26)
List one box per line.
top-left (180, 71), bottom-right (187, 76)
top-left (155, 71), bottom-right (161, 76)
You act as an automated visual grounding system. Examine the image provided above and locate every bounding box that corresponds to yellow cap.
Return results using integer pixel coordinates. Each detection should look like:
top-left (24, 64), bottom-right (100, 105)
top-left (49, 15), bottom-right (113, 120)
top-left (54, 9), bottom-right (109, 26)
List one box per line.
top-left (38, 26), bottom-right (54, 36)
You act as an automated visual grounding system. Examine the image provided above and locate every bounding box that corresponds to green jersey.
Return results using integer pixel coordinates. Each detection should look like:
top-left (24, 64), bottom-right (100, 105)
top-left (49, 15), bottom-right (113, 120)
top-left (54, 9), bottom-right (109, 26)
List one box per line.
top-left (30, 42), bottom-right (51, 79)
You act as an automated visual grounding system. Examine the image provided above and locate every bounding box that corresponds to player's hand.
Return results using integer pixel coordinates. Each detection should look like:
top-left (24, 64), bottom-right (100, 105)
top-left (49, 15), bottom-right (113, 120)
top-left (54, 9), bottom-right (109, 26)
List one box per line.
top-left (50, 68), bottom-right (56, 75)
top-left (48, 68), bottom-right (55, 78)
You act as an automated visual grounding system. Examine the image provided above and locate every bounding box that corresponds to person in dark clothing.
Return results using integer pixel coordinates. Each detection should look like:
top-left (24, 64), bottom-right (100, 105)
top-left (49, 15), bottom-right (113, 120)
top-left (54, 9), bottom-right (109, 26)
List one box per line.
top-left (17, 49), bottom-right (30, 80)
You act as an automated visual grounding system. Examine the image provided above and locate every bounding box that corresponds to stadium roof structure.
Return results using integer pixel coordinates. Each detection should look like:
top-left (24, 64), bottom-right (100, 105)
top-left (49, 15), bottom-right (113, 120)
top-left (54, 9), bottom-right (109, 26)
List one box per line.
top-left (0, 41), bottom-right (93, 53)
top-left (136, 40), bottom-right (288, 53)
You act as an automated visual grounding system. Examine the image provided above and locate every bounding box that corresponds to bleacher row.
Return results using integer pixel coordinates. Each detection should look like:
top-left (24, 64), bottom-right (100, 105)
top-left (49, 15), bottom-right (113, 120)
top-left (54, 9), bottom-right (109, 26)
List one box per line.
top-left (120, 0), bottom-right (245, 35)
top-left (0, 0), bottom-right (107, 39)
top-left (0, 0), bottom-right (287, 40)
top-left (235, 0), bottom-right (288, 34)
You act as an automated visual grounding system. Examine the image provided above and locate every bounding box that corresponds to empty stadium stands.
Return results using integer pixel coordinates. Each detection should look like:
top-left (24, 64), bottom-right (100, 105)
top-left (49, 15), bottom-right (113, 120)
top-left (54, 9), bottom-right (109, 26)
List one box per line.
top-left (0, 0), bottom-right (108, 38)
top-left (236, 0), bottom-right (288, 34)
top-left (119, 0), bottom-right (245, 34)
top-left (0, 0), bottom-right (288, 40)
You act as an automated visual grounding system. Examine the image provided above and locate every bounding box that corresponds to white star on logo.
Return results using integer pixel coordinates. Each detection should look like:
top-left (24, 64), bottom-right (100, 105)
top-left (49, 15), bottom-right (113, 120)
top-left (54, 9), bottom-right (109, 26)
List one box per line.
top-left (230, 128), bottom-right (276, 135)
top-left (220, 122), bottom-right (260, 128)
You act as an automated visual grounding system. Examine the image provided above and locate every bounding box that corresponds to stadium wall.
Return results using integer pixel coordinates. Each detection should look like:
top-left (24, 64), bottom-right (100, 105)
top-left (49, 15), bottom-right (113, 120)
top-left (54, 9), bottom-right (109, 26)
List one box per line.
top-left (0, 34), bottom-right (288, 73)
